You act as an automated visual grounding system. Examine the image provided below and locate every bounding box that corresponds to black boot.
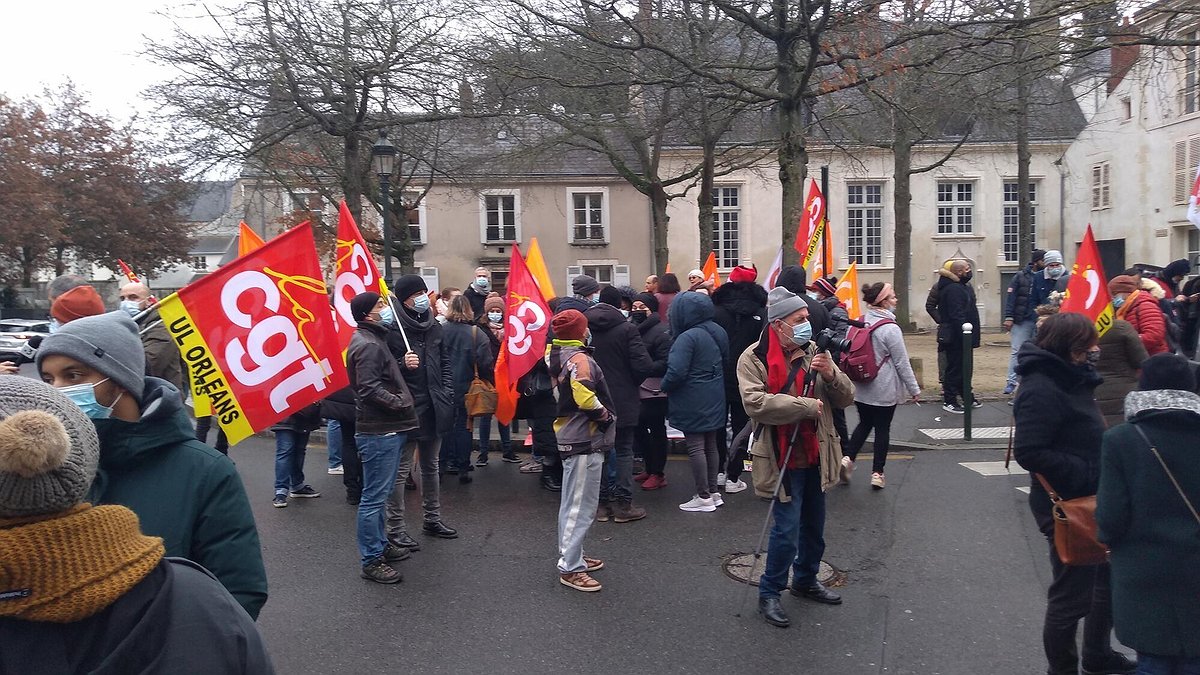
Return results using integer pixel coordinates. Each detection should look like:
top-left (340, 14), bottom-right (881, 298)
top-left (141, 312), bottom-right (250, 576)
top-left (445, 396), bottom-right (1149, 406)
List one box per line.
top-left (758, 597), bottom-right (790, 628)
top-left (422, 521), bottom-right (459, 539)
top-left (541, 474), bottom-right (562, 492)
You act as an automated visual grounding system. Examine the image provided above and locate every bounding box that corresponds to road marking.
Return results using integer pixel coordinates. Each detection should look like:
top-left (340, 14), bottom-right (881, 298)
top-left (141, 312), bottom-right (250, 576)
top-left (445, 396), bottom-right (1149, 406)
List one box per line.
top-left (1016, 486), bottom-right (1031, 494)
top-left (921, 427), bottom-right (1011, 440)
top-left (959, 461), bottom-right (1028, 476)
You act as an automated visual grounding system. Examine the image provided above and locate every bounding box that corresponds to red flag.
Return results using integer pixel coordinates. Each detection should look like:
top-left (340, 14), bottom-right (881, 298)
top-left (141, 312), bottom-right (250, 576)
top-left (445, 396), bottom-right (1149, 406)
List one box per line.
top-left (117, 259), bottom-right (140, 283)
top-left (495, 245), bottom-right (551, 425)
top-left (332, 201), bottom-right (387, 353)
top-left (762, 247), bottom-right (783, 291)
top-left (156, 222), bottom-right (348, 444)
top-left (796, 180), bottom-right (826, 265)
top-left (701, 251), bottom-right (721, 288)
top-left (1060, 224), bottom-right (1114, 337)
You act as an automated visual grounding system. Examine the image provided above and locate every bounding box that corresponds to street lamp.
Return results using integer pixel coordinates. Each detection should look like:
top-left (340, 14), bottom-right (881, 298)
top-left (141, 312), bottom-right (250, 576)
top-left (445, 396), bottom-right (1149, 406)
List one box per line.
top-left (371, 130), bottom-right (397, 283)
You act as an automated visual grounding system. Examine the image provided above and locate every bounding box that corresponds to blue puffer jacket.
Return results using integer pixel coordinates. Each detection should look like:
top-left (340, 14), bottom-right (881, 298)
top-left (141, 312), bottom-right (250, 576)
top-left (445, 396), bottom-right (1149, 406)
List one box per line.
top-left (661, 292), bottom-right (729, 433)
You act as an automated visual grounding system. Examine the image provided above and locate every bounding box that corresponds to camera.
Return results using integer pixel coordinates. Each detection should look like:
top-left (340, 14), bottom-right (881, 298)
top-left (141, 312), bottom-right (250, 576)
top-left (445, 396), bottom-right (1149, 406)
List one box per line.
top-left (813, 328), bottom-right (851, 356)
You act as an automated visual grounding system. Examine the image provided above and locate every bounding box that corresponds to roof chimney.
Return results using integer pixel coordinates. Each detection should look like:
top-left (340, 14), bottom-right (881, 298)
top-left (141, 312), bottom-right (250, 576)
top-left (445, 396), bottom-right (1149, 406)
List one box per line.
top-left (1108, 18), bottom-right (1140, 94)
top-left (459, 78), bottom-right (475, 114)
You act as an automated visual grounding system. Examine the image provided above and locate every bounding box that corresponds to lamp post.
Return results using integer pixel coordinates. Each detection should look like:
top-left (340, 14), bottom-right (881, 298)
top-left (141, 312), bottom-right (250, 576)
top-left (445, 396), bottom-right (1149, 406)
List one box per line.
top-left (371, 130), bottom-right (397, 284)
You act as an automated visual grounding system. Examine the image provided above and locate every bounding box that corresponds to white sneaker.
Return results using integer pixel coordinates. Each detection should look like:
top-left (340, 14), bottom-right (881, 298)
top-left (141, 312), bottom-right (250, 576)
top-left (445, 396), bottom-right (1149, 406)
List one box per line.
top-left (717, 472), bottom-right (726, 487)
top-left (724, 479), bottom-right (748, 493)
top-left (871, 472), bottom-right (886, 490)
top-left (328, 465), bottom-right (344, 475)
top-left (679, 495), bottom-right (716, 512)
top-left (839, 457), bottom-right (854, 485)
top-left (711, 493), bottom-right (724, 507)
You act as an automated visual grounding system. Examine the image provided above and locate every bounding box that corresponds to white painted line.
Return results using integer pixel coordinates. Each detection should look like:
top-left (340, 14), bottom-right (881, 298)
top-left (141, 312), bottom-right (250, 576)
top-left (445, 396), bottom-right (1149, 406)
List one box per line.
top-left (1016, 486), bottom-right (1031, 494)
top-left (921, 427), bottom-right (1012, 440)
top-left (959, 461), bottom-right (1029, 476)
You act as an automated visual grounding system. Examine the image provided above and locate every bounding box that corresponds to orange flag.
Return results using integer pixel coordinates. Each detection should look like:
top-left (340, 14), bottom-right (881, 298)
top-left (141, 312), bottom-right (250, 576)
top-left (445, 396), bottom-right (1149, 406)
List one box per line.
top-left (525, 237), bottom-right (557, 299)
top-left (701, 251), bottom-right (721, 288)
top-left (331, 201), bottom-right (387, 353)
top-left (1060, 224), bottom-right (1114, 337)
top-left (495, 245), bottom-right (551, 425)
top-left (835, 262), bottom-right (863, 320)
top-left (156, 222), bottom-right (348, 445)
top-left (238, 222), bottom-right (266, 257)
top-left (797, 179), bottom-right (826, 265)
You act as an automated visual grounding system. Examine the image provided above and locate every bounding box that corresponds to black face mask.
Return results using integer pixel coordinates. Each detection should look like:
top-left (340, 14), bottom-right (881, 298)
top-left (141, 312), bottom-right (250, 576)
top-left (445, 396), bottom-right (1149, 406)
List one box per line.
top-left (961, 271), bottom-right (973, 282)
top-left (630, 311), bottom-right (649, 324)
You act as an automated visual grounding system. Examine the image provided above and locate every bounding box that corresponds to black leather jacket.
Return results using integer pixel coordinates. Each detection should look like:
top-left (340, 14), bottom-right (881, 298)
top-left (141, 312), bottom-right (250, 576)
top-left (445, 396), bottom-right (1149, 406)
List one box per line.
top-left (348, 321), bottom-right (419, 435)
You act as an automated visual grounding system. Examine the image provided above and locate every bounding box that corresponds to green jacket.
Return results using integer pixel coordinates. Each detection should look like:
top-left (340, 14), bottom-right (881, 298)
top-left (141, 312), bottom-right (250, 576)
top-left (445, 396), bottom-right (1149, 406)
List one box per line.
top-left (1097, 389), bottom-right (1200, 658)
top-left (90, 378), bottom-right (268, 620)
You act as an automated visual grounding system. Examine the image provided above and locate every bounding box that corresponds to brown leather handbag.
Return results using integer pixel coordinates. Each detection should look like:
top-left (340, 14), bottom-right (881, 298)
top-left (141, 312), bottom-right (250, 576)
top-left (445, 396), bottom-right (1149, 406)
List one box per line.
top-left (464, 327), bottom-right (497, 418)
top-left (1036, 474), bottom-right (1109, 566)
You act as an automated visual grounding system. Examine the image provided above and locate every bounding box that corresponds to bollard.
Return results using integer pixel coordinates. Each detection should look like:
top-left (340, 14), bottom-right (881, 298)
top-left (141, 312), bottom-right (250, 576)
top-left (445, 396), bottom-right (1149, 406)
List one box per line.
top-left (962, 322), bottom-right (973, 441)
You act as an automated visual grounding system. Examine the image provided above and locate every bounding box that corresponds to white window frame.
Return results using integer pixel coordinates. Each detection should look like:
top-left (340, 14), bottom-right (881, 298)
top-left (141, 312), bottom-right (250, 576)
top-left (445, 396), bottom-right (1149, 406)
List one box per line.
top-left (566, 260), bottom-right (629, 293)
top-left (479, 189), bottom-right (521, 244)
top-left (1174, 136), bottom-right (1200, 205)
top-left (190, 255), bottom-right (209, 271)
top-left (400, 192), bottom-right (428, 245)
top-left (936, 181), bottom-right (975, 235)
top-left (846, 183), bottom-right (884, 265)
top-left (566, 187), bottom-right (609, 244)
top-left (1091, 163), bottom-right (1111, 210)
top-left (711, 185), bottom-right (742, 269)
top-left (1002, 181), bottom-right (1038, 264)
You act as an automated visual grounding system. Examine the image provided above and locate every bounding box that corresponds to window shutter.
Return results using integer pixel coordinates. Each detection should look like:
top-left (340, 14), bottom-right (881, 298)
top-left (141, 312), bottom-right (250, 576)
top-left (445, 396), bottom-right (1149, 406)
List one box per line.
top-left (1176, 140), bottom-right (1189, 204)
top-left (614, 265), bottom-right (630, 287)
top-left (419, 267), bottom-right (440, 293)
top-left (566, 265), bottom-right (583, 295)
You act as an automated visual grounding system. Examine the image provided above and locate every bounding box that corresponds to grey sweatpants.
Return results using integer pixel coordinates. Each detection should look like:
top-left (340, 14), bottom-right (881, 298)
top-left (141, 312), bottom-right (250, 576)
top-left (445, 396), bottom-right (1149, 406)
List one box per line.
top-left (684, 431), bottom-right (719, 498)
top-left (557, 451), bottom-right (604, 573)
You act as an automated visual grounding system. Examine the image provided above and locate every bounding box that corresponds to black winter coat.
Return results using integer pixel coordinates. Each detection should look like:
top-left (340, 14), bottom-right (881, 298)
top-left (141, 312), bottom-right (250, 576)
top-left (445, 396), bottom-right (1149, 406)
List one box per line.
top-left (269, 403), bottom-right (322, 433)
top-left (935, 270), bottom-right (981, 348)
top-left (464, 285), bottom-right (489, 319)
top-left (1003, 264), bottom-right (1037, 324)
top-left (820, 296), bottom-right (851, 340)
top-left (441, 321), bottom-right (495, 409)
top-left (389, 306), bottom-right (454, 439)
top-left (319, 386), bottom-right (356, 424)
top-left (586, 302), bottom-right (655, 428)
top-left (1012, 342), bottom-right (1105, 535)
top-left (712, 281), bottom-right (768, 396)
top-left (635, 313), bottom-right (671, 378)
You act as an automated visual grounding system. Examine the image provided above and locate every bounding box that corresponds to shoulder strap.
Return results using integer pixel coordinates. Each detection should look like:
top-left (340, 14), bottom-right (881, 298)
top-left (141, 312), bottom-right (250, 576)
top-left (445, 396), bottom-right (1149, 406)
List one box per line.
top-left (1131, 423), bottom-right (1200, 526)
top-left (1035, 473), bottom-right (1062, 502)
top-left (778, 359), bottom-right (805, 395)
top-left (470, 326), bottom-right (480, 378)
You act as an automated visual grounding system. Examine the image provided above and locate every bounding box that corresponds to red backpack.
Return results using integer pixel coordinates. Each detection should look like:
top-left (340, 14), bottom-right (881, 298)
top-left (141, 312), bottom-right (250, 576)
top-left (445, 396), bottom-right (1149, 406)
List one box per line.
top-left (840, 319), bottom-right (895, 382)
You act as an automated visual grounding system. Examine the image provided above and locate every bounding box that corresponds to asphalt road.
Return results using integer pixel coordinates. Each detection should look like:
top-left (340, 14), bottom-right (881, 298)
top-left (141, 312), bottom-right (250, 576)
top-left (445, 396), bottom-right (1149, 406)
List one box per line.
top-left (227, 434), bottom-right (1075, 675)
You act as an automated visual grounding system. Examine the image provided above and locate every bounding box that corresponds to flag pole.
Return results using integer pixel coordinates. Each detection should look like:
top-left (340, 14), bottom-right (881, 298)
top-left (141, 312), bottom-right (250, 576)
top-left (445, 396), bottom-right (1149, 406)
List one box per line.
top-left (820, 165), bottom-right (830, 279)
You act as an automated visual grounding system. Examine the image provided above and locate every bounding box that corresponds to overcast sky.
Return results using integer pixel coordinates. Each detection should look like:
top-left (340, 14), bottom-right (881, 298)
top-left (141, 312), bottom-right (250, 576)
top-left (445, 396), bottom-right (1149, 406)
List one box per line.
top-left (1, 0), bottom-right (180, 119)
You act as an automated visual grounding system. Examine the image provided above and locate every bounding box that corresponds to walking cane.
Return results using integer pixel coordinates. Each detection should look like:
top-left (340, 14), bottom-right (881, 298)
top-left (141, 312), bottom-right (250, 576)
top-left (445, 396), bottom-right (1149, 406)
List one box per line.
top-left (734, 368), bottom-right (818, 618)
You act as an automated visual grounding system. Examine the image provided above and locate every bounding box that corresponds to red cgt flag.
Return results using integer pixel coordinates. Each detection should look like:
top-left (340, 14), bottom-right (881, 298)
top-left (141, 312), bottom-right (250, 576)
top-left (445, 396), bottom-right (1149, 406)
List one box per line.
top-left (494, 245), bottom-right (551, 425)
top-left (331, 201), bottom-right (387, 353)
top-left (797, 179), bottom-right (826, 266)
top-left (156, 222), bottom-right (349, 445)
top-left (1059, 224), bottom-right (1115, 338)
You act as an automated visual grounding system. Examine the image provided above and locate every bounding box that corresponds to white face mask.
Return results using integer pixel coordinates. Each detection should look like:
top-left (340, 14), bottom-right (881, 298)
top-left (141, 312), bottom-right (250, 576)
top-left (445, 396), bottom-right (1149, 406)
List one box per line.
top-left (119, 300), bottom-right (141, 317)
top-left (487, 311), bottom-right (503, 323)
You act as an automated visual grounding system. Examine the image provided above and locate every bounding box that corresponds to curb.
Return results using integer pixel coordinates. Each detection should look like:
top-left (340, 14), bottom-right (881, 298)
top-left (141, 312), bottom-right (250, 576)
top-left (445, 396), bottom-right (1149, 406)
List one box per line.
top-left (889, 440), bottom-right (1010, 452)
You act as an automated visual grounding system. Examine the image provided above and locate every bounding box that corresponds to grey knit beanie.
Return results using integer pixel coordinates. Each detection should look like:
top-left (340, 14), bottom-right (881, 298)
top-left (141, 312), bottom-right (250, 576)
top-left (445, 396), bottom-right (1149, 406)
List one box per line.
top-left (35, 311), bottom-right (146, 403)
top-left (0, 377), bottom-right (100, 517)
top-left (766, 287), bottom-right (807, 323)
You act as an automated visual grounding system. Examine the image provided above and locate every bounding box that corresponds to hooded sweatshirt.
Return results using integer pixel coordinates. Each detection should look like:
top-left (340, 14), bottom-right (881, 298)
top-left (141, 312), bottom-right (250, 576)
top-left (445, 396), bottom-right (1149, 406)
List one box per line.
top-left (88, 378), bottom-right (268, 620)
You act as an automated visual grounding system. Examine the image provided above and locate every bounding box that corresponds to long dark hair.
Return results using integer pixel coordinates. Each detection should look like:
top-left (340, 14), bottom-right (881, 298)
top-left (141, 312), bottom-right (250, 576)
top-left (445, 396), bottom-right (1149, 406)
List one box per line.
top-left (1035, 312), bottom-right (1096, 362)
top-left (658, 273), bottom-right (682, 294)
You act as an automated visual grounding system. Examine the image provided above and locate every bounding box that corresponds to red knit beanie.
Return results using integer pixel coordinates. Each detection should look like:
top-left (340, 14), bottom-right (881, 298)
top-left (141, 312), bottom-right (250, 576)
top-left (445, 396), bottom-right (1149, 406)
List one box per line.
top-left (551, 309), bottom-right (588, 341)
top-left (50, 286), bottom-right (106, 324)
top-left (728, 264), bottom-right (757, 284)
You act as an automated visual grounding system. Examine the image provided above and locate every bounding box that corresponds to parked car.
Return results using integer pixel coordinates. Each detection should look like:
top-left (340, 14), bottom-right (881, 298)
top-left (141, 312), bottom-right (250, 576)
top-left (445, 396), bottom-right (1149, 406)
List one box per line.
top-left (0, 319), bottom-right (51, 363)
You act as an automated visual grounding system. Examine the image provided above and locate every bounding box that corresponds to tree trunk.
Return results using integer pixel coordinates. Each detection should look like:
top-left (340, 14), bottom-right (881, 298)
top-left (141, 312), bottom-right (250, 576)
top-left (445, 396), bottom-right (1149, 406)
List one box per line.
top-left (20, 247), bottom-right (35, 288)
top-left (893, 137), bottom-right (916, 329)
top-left (393, 198), bottom-right (416, 275)
top-left (777, 67), bottom-right (808, 267)
top-left (343, 133), bottom-right (363, 225)
top-left (1015, 61), bottom-right (1033, 264)
top-left (650, 182), bottom-right (670, 273)
top-left (698, 141), bottom-right (717, 263)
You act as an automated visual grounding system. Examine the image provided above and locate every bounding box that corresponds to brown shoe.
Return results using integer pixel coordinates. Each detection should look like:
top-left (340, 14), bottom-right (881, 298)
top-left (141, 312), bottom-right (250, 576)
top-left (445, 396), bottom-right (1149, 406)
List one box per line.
top-left (595, 501), bottom-right (613, 522)
top-left (612, 500), bottom-right (647, 523)
top-left (560, 571), bottom-right (602, 592)
top-left (583, 556), bottom-right (604, 572)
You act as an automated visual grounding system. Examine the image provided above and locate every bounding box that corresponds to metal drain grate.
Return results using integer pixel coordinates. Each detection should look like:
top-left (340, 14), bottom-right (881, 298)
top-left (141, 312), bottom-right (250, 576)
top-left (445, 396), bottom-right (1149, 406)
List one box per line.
top-left (722, 554), bottom-right (844, 587)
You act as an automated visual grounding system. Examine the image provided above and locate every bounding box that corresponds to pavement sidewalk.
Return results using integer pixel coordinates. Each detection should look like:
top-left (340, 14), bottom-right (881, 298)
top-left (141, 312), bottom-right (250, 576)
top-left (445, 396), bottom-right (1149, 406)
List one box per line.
top-left (860, 399), bottom-right (1014, 451)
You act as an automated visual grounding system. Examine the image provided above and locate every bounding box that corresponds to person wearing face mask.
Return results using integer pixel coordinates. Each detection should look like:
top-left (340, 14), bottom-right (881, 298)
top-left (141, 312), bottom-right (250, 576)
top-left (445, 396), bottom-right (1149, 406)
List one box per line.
top-left (630, 293), bottom-right (672, 489)
top-left (935, 260), bottom-right (982, 413)
top-left (839, 283), bottom-right (920, 490)
top-left (118, 282), bottom-right (186, 396)
top-left (1039, 249), bottom-right (1070, 294)
top-left (35, 311), bottom-right (268, 618)
top-left (660, 292), bottom-right (729, 513)
top-left (439, 295), bottom-right (495, 482)
top-left (712, 263), bottom-right (768, 493)
top-left (737, 287), bottom-right (855, 628)
top-left (1013, 312), bottom-right (1136, 675)
top-left (1003, 249), bottom-right (1048, 396)
top-left (557, 274), bottom-right (602, 314)
top-left (464, 267), bottom-right (492, 318)
top-left (347, 292), bottom-right (421, 583)
top-left (473, 294), bottom-right (516, 466)
top-left (1109, 275), bottom-right (1169, 356)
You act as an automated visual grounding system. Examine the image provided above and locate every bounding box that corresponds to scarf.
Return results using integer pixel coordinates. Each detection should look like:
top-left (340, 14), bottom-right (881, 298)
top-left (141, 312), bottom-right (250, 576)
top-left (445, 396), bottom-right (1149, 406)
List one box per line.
top-left (0, 504), bottom-right (164, 623)
top-left (1115, 289), bottom-right (1141, 320)
top-left (765, 329), bottom-right (820, 468)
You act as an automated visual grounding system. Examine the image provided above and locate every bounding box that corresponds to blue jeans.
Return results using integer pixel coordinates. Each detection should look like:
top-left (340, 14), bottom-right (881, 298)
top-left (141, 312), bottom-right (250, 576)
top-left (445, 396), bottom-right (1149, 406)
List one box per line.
top-left (1138, 654), bottom-right (1200, 675)
top-left (601, 427), bottom-right (636, 503)
top-left (327, 420), bottom-right (343, 468)
top-left (1007, 320), bottom-right (1035, 386)
top-left (759, 466), bottom-right (826, 599)
top-left (476, 415), bottom-right (511, 458)
top-left (273, 429), bottom-right (310, 494)
top-left (355, 432), bottom-right (407, 566)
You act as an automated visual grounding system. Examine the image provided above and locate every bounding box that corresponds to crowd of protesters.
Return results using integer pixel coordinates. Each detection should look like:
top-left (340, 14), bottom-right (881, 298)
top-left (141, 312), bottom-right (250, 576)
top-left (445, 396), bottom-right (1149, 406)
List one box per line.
top-left (4, 246), bottom-right (1200, 673)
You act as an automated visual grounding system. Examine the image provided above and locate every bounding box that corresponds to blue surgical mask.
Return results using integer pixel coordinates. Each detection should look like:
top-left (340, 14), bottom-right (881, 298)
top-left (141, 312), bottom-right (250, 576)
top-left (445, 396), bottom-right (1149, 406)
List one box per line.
top-left (475, 277), bottom-right (490, 291)
top-left (620, 309), bottom-right (630, 319)
top-left (487, 311), bottom-right (503, 323)
top-left (48, 318), bottom-right (61, 334)
top-left (59, 378), bottom-right (121, 419)
top-left (1112, 296), bottom-right (1125, 309)
top-left (411, 295), bottom-right (430, 313)
top-left (377, 306), bottom-right (395, 326)
top-left (1046, 266), bottom-right (1064, 279)
top-left (589, 293), bottom-right (600, 305)
top-left (791, 321), bottom-right (813, 346)
top-left (120, 300), bottom-right (141, 317)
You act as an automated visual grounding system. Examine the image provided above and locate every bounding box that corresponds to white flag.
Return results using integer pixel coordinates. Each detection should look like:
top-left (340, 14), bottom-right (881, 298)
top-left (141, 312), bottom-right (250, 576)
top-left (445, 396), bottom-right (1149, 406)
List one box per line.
top-left (1188, 159), bottom-right (1200, 230)
top-left (762, 247), bottom-right (783, 291)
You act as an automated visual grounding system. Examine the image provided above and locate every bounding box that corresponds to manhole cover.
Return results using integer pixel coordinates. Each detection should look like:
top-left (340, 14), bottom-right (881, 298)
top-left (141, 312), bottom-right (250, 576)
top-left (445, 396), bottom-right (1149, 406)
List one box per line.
top-left (722, 553), bottom-right (845, 587)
